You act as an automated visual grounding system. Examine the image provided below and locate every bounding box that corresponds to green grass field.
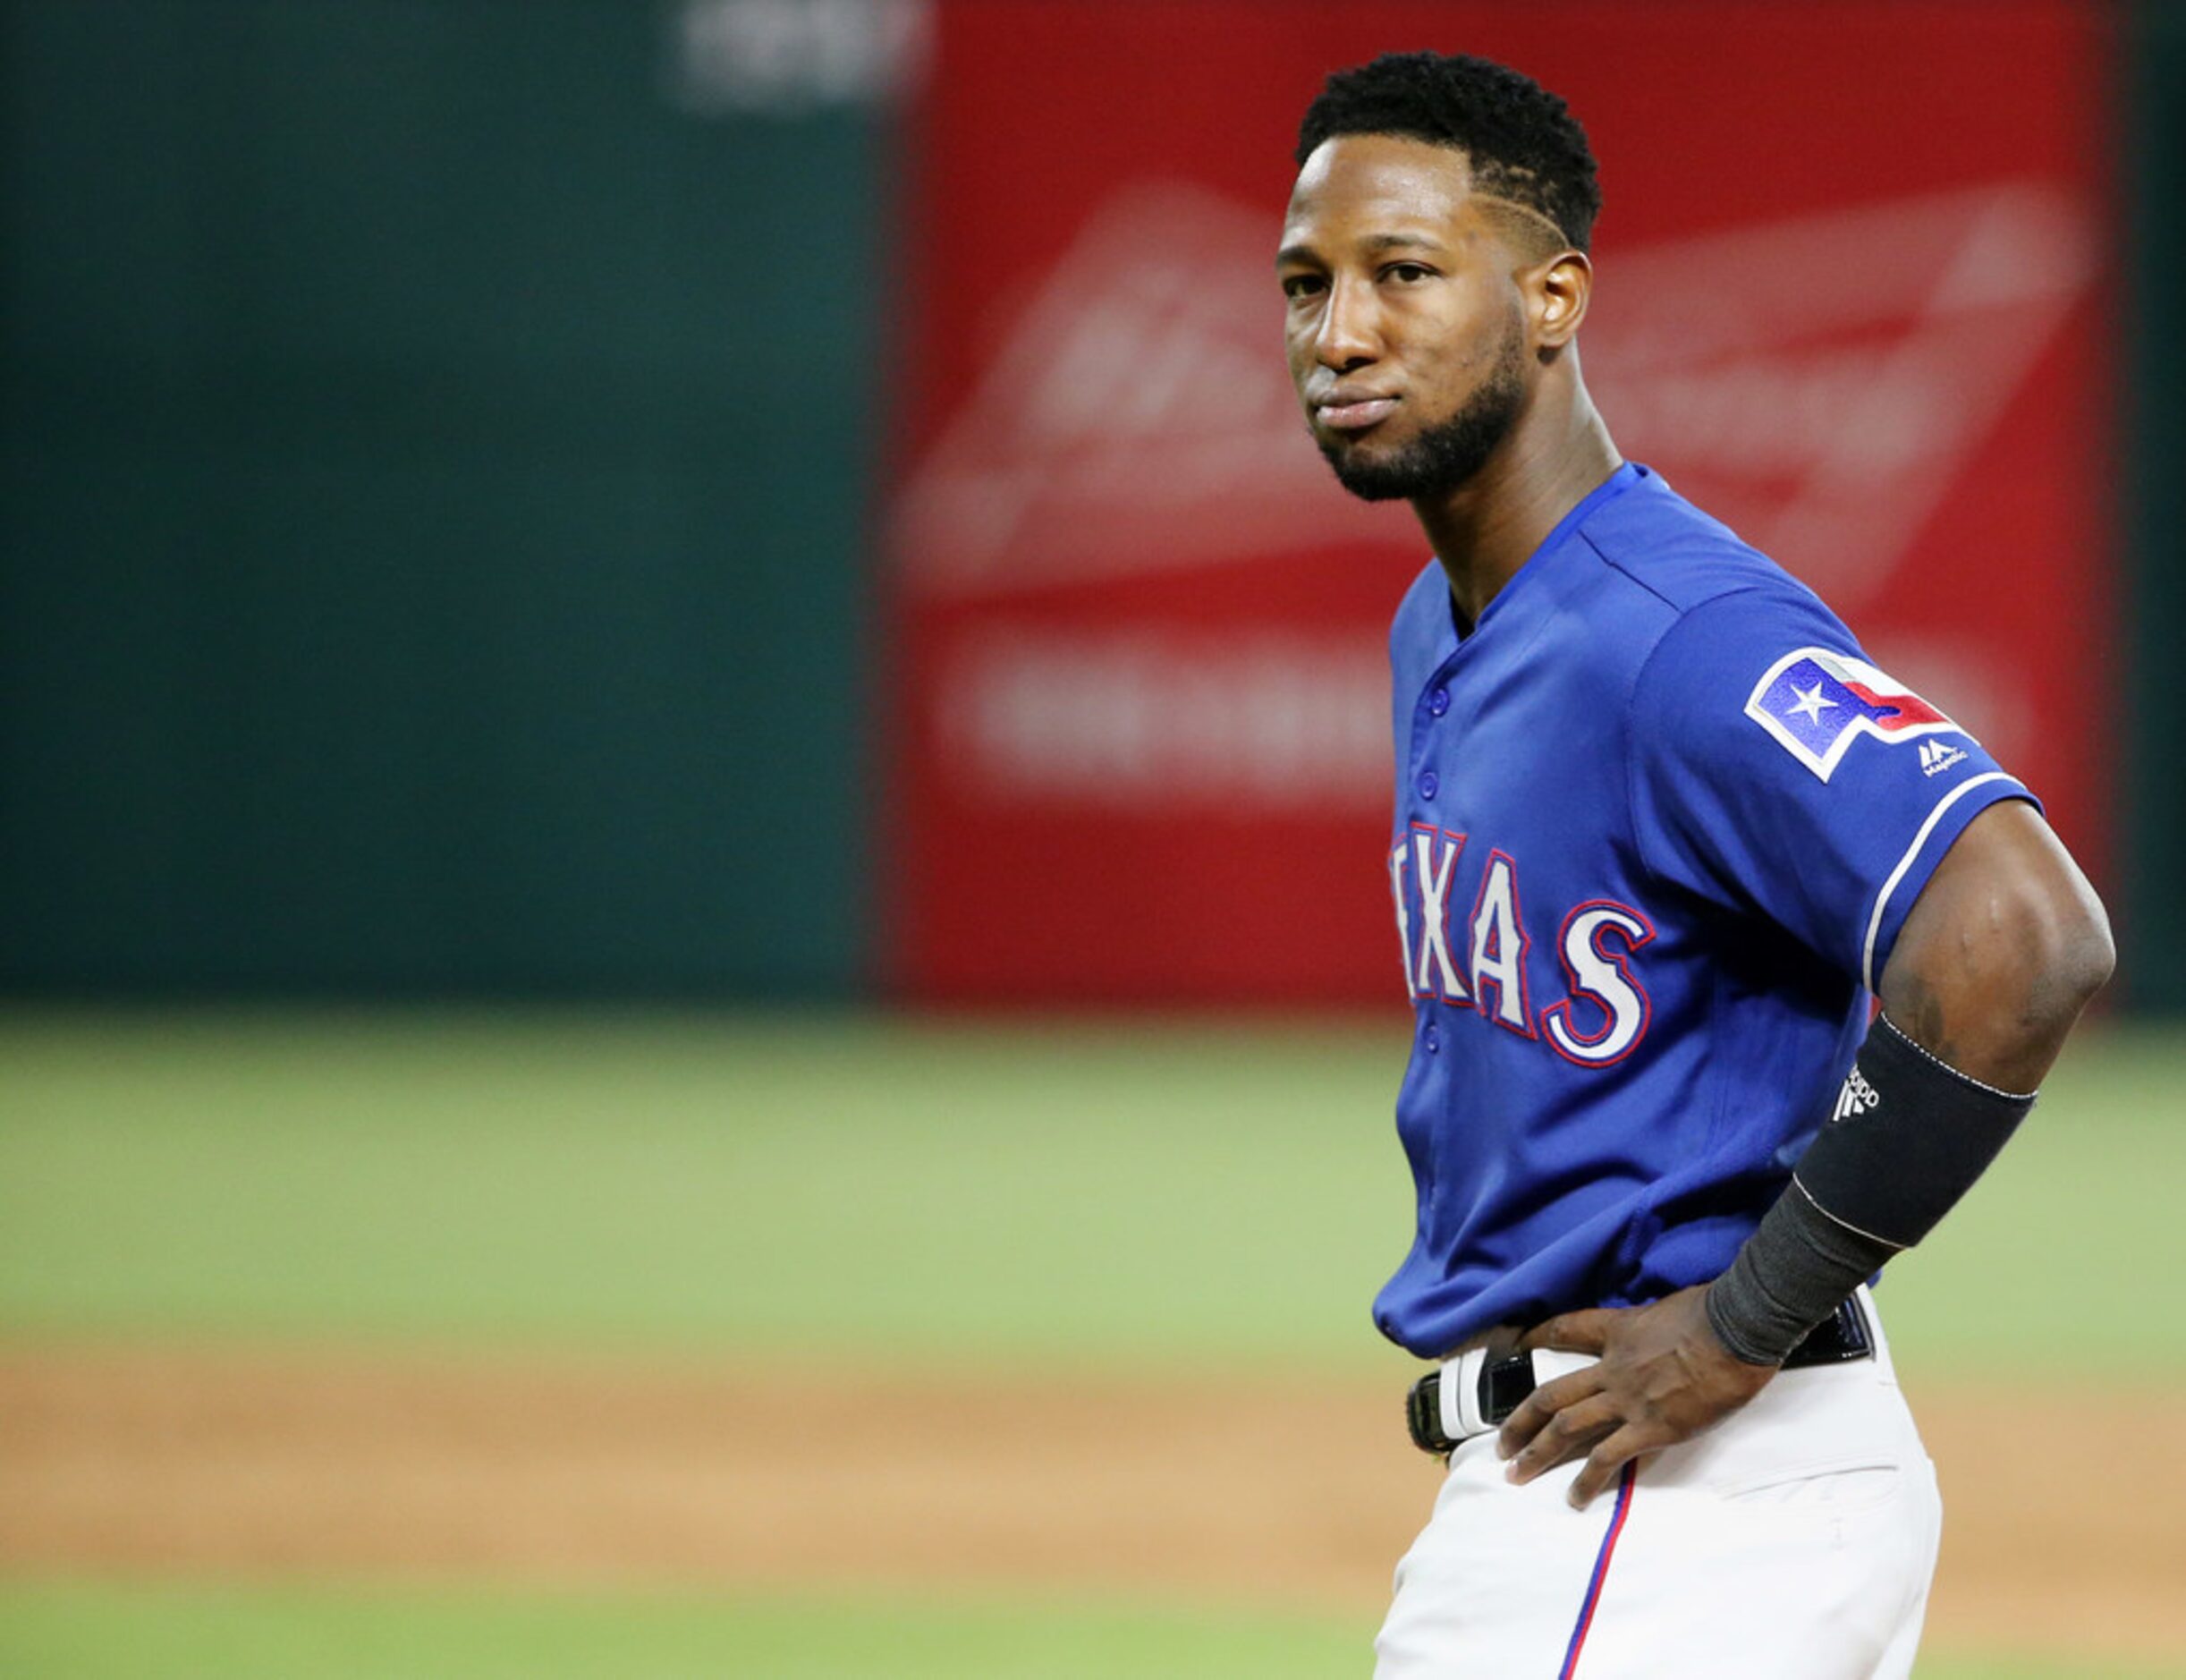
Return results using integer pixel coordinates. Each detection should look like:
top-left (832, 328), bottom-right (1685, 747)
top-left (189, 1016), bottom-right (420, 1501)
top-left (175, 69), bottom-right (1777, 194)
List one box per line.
top-left (3, 1010), bottom-right (2182, 1676)
top-left (4, 1582), bottom-right (2179, 1680)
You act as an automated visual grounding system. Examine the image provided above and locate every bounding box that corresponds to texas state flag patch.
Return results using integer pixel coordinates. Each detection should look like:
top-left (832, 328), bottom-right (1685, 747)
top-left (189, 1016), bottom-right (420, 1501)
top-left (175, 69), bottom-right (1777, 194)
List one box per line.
top-left (1743, 649), bottom-right (1964, 782)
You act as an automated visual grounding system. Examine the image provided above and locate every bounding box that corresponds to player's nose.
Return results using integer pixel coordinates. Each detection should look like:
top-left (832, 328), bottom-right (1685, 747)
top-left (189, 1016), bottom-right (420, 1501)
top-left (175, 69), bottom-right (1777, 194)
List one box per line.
top-left (1314, 274), bottom-right (1383, 369)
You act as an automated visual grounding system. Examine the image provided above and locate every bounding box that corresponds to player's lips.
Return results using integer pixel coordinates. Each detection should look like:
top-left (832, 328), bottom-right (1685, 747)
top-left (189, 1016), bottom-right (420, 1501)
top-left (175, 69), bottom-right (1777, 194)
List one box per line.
top-left (1315, 393), bottom-right (1399, 432)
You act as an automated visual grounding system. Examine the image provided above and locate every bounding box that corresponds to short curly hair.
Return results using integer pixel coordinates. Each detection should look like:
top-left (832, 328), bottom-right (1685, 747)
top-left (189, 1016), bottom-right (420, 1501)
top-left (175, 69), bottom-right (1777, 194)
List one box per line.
top-left (1294, 53), bottom-right (1602, 253)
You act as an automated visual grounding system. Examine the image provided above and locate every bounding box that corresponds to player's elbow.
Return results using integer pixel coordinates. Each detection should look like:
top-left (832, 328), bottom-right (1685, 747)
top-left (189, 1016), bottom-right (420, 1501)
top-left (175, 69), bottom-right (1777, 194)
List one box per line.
top-left (2006, 871), bottom-right (2114, 1031)
top-left (1882, 807), bottom-right (2114, 1081)
top-left (1934, 848), bottom-right (2111, 1030)
top-left (2051, 883), bottom-right (2115, 1013)
top-left (1919, 871), bottom-right (2109, 1092)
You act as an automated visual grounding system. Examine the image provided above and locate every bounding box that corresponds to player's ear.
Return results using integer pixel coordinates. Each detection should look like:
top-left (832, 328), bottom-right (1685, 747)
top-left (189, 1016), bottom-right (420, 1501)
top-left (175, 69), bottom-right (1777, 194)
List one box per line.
top-left (1529, 249), bottom-right (1592, 352)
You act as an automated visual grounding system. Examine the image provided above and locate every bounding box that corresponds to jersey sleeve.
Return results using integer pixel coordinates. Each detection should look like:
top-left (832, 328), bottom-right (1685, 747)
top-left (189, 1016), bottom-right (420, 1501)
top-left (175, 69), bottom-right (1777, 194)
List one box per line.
top-left (1627, 590), bottom-right (2039, 990)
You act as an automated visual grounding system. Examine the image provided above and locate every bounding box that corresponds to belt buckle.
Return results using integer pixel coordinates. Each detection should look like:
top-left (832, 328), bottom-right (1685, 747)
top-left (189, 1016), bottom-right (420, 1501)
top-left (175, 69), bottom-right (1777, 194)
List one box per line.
top-left (1405, 1370), bottom-right (1453, 1455)
top-left (1406, 1349), bottom-right (1538, 1457)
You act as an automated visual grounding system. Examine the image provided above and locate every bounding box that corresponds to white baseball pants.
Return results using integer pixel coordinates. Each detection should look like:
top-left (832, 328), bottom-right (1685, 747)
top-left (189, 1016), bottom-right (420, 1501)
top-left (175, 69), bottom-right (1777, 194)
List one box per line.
top-left (1373, 1288), bottom-right (1942, 1679)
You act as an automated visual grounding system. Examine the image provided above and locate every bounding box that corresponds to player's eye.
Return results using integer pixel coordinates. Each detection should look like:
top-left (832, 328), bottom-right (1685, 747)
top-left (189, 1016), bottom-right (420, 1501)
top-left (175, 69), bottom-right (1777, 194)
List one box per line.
top-left (1281, 273), bottom-right (1326, 301)
top-left (1385, 262), bottom-right (1434, 284)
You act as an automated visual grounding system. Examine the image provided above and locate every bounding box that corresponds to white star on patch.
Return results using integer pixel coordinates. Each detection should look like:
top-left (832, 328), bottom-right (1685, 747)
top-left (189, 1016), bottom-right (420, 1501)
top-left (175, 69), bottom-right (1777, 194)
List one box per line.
top-left (1787, 683), bottom-right (1838, 724)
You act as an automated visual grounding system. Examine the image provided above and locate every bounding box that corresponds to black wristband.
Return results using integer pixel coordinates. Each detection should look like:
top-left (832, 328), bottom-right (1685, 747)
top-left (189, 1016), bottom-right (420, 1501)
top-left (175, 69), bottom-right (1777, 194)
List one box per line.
top-left (1706, 1014), bottom-right (2038, 1366)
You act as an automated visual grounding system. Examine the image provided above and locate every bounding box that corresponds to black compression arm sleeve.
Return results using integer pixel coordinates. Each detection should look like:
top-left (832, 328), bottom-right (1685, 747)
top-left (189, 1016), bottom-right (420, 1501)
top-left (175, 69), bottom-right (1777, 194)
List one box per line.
top-left (1706, 1014), bottom-right (2038, 1366)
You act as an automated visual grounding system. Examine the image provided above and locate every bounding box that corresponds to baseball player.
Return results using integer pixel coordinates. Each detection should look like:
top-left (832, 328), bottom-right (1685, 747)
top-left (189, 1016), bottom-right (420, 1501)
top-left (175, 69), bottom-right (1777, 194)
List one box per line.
top-left (1277, 53), bottom-right (2114, 1678)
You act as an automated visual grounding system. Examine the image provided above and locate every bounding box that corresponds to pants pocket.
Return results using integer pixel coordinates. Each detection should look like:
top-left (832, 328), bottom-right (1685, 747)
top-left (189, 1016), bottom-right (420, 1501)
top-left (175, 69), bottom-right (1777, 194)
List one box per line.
top-left (1718, 1460), bottom-right (1903, 1513)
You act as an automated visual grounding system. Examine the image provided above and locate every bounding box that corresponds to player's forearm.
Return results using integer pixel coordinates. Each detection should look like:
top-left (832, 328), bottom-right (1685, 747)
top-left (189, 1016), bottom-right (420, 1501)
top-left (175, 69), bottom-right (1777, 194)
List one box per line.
top-left (1705, 804), bottom-right (2113, 1367)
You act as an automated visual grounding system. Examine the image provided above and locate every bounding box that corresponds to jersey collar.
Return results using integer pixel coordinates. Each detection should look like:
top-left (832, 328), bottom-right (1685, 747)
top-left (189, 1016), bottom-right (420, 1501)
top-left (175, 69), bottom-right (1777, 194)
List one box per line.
top-left (1439, 462), bottom-right (1648, 646)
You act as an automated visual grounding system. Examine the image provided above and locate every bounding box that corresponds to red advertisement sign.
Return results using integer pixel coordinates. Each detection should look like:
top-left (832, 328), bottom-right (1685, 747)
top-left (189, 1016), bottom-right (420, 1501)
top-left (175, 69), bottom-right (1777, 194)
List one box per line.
top-left (889, 2), bottom-right (2112, 1005)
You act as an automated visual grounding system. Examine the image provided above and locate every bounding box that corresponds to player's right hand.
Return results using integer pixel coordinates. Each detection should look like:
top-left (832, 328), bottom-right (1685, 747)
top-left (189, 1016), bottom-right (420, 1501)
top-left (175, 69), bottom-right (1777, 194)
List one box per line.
top-left (1494, 1284), bottom-right (1777, 1508)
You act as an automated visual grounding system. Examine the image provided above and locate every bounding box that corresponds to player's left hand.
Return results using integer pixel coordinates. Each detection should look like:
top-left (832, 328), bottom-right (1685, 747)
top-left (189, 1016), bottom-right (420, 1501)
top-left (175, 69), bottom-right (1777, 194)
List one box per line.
top-left (1495, 1284), bottom-right (1776, 1508)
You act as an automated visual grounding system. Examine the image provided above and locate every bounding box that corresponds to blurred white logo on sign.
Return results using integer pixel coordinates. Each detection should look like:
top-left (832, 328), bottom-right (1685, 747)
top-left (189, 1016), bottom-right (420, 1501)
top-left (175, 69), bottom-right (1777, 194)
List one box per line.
top-left (898, 183), bottom-right (1401, 596)
top-left (945, 630), bottom-right (1389, 806)
top-left (667, 0), bottom-right (930, 115)
top-left (1585, 183), bottom-right (2093, 605)
top-left (899, 180), bottom-right (2092, 608)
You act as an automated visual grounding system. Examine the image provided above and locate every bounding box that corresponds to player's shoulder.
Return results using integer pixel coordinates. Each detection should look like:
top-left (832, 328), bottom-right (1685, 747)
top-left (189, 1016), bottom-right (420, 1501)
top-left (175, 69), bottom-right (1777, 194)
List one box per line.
top-left (1577, 465), bottom-right (1825, 624)
top-left (1573, 466), bottom-right (1853, 688)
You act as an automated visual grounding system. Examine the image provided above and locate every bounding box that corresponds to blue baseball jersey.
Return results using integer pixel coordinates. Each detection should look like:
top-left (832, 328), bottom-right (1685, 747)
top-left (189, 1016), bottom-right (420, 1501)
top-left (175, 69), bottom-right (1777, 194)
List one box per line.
top-left (1375, 462), bottom-right (2035, 1358)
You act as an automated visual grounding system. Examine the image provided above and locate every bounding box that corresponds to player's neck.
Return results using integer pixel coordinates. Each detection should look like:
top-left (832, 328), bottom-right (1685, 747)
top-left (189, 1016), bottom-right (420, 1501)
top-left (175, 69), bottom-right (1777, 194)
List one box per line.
top-left (1416, 385), bottom-right (1622, 636)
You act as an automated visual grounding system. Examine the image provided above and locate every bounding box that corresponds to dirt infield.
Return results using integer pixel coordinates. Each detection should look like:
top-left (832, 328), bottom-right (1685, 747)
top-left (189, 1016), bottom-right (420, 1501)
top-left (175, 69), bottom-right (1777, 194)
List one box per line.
top-left (1, 1346), bottom-right (2180, 1661)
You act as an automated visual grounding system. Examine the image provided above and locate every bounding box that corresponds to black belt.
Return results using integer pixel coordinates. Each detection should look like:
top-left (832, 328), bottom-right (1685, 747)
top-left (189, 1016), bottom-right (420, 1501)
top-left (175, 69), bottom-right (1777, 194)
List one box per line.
top-left (1405, 1293), bottom-right (1874, 1457)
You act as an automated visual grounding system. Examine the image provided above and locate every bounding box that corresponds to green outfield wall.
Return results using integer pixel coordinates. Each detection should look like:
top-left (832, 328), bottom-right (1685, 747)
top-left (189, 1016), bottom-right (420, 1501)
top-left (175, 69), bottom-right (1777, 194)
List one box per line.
top-left (2124, 0), bottom-right (2186, 1014)
top-left (0, 0), bottom-right (881, 996)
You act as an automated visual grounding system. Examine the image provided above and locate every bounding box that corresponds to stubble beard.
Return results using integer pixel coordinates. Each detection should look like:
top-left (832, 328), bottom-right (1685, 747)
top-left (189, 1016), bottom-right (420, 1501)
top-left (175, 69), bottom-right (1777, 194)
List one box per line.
top-left (1316, 327), bottom-right (1529, 504)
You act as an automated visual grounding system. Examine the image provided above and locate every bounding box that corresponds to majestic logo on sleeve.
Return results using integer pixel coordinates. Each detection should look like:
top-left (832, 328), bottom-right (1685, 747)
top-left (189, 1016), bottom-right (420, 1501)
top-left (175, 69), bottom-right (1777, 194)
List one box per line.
top-left (1743, 649), bottom-right (1965, 782)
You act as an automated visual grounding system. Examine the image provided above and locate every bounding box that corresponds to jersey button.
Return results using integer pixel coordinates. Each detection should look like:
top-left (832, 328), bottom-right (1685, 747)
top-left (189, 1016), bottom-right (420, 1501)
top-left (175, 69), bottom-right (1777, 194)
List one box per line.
top-left (1424, 1024), bottom-right (1441, 1054)
top-left (1418, 771), bottom-right (1438, 801)
top-left (1428, 687), bottom-right (1450, 717)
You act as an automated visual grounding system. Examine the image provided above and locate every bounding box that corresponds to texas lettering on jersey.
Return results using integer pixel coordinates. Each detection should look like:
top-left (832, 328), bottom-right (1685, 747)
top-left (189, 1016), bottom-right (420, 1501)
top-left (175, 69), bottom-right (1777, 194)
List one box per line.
top-left (1388, 823), bottom-right (1655, 1067)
